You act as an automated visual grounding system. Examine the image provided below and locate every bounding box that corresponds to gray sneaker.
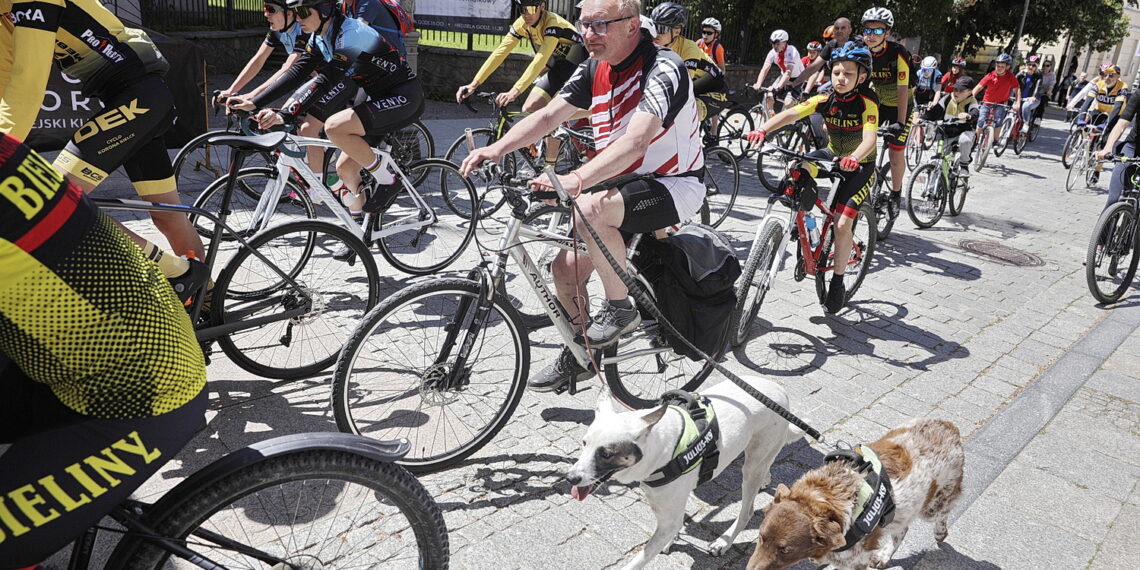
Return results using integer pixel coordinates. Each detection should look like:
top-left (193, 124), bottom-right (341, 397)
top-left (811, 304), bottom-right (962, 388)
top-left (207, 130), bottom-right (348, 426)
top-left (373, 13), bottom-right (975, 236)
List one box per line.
top-left (585, 301), bottom-right (641, 346)
top-left (529, 346), bottom-right (594, 392)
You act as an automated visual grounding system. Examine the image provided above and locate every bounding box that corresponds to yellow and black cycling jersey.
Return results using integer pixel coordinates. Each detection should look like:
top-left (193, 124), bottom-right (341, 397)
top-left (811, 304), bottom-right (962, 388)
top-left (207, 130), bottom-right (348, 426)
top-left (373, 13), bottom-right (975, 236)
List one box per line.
top-left (0, 0), bottom-right (167, 140)
top-left (1085, 79), bottom-right (1129, 114)
top-left (472, 10), bottom-right (585, 94)
top-left (868, 40), bottom-right (911, 108)
top-left (664, 35), bottom-right (726, 95)
top-left (0, 133), bottom-right (205, 420)
top-left (791, 89), bottom-right (880, 163)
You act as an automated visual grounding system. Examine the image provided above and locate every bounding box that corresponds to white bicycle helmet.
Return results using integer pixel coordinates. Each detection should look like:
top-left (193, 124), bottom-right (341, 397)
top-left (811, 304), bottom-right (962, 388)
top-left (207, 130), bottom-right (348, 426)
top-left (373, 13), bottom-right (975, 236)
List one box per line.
top-left (640, 14), bottom-right (655, 36)
top-left (770, 29), bottom-right (789, 43)
top-left (702, 17), bottom-right (721, 32)
top-left (861, 7), bottom-right (894, 28)
top-left (921, 56), bottom-right (938, 70)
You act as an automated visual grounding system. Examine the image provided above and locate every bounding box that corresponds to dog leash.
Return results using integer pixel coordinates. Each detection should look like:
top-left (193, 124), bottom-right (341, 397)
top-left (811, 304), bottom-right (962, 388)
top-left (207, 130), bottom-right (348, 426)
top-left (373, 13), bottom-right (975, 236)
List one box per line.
top-left (546, 167), bottom-right (825, 443)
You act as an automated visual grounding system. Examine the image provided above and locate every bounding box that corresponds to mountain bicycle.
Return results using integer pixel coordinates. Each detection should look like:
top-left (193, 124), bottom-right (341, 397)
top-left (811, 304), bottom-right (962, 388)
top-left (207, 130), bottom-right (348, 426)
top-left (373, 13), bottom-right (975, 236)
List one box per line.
top-left (189, 127), bottom-right (478, 276)
top-left (994, 106), bottom-right (1030, 157)
top-left (972, 102), bottom-right (1011, 171)
top-left (330, 169), bottom-right (719, 473)
top-left (906, 119), bottom-right (973, 228)
top-left (730, 145), bottom-right (877, 345)
top-left (66, 432), bottom-right (449, 569)
top-left (1086, 156), bottom-right (1140, 304)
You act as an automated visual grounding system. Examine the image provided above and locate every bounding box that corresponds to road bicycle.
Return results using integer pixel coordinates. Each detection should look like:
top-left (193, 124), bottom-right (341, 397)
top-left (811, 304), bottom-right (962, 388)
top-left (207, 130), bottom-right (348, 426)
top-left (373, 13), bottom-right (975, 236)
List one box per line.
top-left (906, 119), bottom-right (973, 228)
top-left (730, 145), bottom-right (877, 345)
top-left (173, 91), bottom-right (434, 195)
top-left (330, 169), bottom-right (719, 473)
top-left (972, 102), bottom-right (1011, 171)
top-left (1086, 156), bottom-right (1140, 304)
top-left (1066, 123), bottom-right (1108, 192)
top-left (189, 128), bottom-right (478, 276)
top-left (63, 432), bottom-right (449, 569)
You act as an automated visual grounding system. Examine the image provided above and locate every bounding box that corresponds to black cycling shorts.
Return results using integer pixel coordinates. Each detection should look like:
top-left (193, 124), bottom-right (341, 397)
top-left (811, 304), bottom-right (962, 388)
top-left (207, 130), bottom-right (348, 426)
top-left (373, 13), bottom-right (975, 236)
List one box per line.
top-left (303, 77), bottom-right (359, 123)
top-left (880, 104), bottom-right (914, 150)
top-left (534, 58), bottom-right (581, 99)
top-left (53, 73), bottom-right (177, 195)
top-left (618, 174), bottom-right (704, 234)
top-left (0, 362), bottom-right (206, 567)
top-left (806, 149), bottom-right (874, 219)
top-left (357, 80), bottom-right (426, 140)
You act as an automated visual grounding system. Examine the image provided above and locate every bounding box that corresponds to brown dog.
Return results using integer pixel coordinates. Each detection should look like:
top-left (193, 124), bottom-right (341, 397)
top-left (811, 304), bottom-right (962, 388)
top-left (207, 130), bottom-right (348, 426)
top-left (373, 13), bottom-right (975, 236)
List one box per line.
top-left (748, 418), bottom-right (964, 570)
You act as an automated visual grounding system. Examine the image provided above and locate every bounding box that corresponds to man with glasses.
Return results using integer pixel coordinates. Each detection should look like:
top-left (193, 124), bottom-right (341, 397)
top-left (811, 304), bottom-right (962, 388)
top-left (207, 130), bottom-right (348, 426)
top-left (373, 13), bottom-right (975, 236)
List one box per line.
top-left (796, 17), bottom-right (854, 88)
top-left (459, 0), bottom-right (704, 392)
top-left (861, 6), bottom-right (913, 218)
top-left (1015, 55), bottom-right (1044, 134)
top-left (1076, 63), bottom-right (1128, 183)
top-left (455, 0), bottom-right (585, 170)
top-left (697, 17), bottom-right (726, 72)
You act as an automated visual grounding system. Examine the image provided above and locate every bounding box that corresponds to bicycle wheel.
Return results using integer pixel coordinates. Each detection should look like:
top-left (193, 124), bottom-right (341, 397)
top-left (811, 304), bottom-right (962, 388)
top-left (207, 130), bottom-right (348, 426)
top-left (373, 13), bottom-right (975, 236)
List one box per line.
top-left (1086, 203), bottom-right (1140, 304)
top-left (758, 128), bottom-right (808, 192)
top-left (973, 129), bottom-right (991, 171)
top-left (376, 159), bottom-right (478, 275)
top-left (1014, 127), bottom-right (1029, 155)
top-left (173, 129), bottom-right (274, 196)
top-left (905, 123), bottom-right (925, 170)
top-left (190, 167), bottom-right (317, 241)
top-left (332, 278), bottom-right (529, 473)
top-left (386, 121), bottom-right (435, 185)
top-left (109, 445), bottom-right (449, 569)
top-left (443, 127), bottom-right (508, 218)
top-left (814, 202), bottom-right (877, 307)
top-left (718, 107), bottom-right (754, 159)
top-left (730, 219), bottom-right (783, 347)
top-left (602, 304), bottom-right (716, 409)
top-left (701, 147), bottom-right (741, 228)
top-left (212, 220), bottom-right (381, 379)
top-left (1066, 138), bottom-right (1090, 192)
top-left (905, 163), bottom-right (946, 228)
top-left (994, 117), bottom-right (1014, 157)
top-left (1061, 130), bottom-right (1081, 169)
top-left (949, 174), bottom-right (969, 216)
top-left (1028, 118), bottom-right (1042, 142)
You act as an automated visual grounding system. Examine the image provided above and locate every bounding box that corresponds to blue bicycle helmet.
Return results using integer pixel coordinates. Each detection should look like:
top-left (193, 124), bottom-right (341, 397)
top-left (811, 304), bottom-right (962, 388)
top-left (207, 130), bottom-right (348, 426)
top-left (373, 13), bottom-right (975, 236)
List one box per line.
top-left (829, 41), bottom-right (873, 75)
top-left (995, 53), bottom-right (1013, 65)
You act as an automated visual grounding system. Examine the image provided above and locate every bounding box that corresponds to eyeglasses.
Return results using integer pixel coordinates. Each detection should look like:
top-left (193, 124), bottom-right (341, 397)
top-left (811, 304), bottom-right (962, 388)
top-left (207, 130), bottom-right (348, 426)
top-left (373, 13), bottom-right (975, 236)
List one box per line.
top-left (771, 39), bottom-right (784, 44)
top-left (702, 30), bottom-right (715, 35)
top-left (264, 3), bottom-right (282, 13)
top-left (862, 27), bottom-right (887, 36)
top-left (576, 15), bottom-right (632, 36)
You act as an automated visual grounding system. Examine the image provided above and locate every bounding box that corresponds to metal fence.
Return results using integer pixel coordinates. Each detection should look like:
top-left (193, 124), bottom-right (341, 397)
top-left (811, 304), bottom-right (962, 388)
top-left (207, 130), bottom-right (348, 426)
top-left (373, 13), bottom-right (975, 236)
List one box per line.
top-left (136, 0), bottom-right (268, 31)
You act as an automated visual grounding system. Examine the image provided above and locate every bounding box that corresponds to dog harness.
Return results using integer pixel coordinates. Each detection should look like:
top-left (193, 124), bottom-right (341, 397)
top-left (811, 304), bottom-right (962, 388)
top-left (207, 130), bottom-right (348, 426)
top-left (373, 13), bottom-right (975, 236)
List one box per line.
top-left (643, 390), bottom-right (720, 488)
top-left (824, 445), bottom-right (897, 552)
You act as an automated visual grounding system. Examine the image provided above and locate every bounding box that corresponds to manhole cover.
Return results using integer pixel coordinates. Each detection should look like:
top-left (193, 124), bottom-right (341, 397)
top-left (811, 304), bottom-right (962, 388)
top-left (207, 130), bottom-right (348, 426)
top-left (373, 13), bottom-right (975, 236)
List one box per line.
top-left (958, 239), bottom-right (1045, 267)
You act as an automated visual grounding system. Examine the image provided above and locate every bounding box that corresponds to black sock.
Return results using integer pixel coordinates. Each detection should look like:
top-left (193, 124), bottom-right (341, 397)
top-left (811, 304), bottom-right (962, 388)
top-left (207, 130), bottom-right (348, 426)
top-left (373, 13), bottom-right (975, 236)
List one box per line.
top-left (609, 297), bottom-right (632, 310)
top-left (832, 273), bottom-right (844, 284)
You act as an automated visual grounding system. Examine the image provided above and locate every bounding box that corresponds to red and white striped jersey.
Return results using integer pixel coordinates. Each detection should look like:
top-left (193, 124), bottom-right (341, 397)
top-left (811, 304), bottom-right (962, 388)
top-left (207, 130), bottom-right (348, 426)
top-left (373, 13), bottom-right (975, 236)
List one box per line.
top-left (559, 40), bottom-right (704, 177)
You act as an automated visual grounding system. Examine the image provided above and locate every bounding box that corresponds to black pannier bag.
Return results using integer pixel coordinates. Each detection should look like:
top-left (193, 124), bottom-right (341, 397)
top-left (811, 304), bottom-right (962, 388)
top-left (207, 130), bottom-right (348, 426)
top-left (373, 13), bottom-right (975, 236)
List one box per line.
top-left (632, 224), bottom-right (741, 360)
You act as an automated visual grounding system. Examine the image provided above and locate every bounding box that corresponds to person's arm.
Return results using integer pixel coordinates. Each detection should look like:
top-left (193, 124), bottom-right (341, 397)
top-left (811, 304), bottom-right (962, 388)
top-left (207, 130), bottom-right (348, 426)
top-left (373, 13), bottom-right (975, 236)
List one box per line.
top-left (687, 56), bottom-right (724, 93)
top-left (503, 29), bottom-right (562, 104)
top-left (894, 49), bottom-right (910, 122)
top-left (754, 58), bottom-right (773, 90)
top-left (795, 55), bottom-right (826, 86)
top-left (754, 94), bottom-right (826, 138)
top-left (0, 0), bottom-right (64, 139)
top-left (972, 74), bottom-right (991, 99)
top-left (460, 95), bottom-right (578, 176)
top-left (714, 44), bottom-right (726, 72)
top-left (1096, 92), bottom-right (1139, 157)
top-left (458, 26), bottom-right (523, 101)
top-left (248, 51), bottom-right (320, 109)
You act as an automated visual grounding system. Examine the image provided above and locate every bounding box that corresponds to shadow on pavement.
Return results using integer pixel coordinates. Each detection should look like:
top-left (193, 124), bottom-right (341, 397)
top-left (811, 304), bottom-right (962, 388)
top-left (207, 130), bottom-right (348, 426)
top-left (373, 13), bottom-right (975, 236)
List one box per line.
top-left (897, 541), bottom-right (1002, 569)
top-left (872, 232), bottom-right (984, 281)
top-left (812, 300), bottom-right (970, 372)
top-left (432, 451), bottom-right (577, 511)
top-left (732, 319), bottom-right (833, 377)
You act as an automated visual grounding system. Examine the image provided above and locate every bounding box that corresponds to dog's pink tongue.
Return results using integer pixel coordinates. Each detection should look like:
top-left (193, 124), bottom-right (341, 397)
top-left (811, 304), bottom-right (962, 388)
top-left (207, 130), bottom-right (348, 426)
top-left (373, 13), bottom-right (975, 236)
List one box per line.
top-left (571, 485), bottom-right (592, 501)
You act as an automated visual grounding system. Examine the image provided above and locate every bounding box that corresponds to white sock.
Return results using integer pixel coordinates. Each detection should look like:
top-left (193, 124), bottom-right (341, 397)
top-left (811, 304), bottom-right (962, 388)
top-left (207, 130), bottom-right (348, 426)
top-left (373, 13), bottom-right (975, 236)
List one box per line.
top-left (364, 154), bottom-right (395, 185)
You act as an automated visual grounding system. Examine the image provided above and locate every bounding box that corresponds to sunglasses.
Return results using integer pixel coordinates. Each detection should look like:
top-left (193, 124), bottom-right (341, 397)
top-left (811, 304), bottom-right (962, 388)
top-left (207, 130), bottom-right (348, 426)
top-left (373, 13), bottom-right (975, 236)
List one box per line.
top-left (862, 27), bottom-right (887, 36)
top-left (702, 30), bottom-right (715, 35)
top-left (264, 3), bottom-right (282, 13)
top-left (293, 5), bottom-right (313, 17)
top-left (576, 14), bottom-right (632, 36)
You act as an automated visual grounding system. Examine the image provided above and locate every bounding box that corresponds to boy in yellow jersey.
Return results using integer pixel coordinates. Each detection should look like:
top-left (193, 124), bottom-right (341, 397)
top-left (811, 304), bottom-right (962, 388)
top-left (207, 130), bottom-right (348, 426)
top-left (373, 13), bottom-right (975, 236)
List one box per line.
top-left (748, 42), bottom-right (879, 314)
top-left (650, 2), bottom-right (727, 144)
top-left (861, 6), bottom-right (912, 219)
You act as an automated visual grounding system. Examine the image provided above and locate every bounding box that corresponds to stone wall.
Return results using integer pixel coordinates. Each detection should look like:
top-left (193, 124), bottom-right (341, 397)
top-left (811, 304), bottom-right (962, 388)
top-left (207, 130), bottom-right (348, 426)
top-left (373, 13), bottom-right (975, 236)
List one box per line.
top-left (170, 29), bottom-right (276, 77)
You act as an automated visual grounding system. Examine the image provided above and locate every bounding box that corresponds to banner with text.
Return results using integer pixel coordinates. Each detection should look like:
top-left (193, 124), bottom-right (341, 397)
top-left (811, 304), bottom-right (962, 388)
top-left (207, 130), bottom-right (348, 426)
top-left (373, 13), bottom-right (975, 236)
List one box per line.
top-left (416, 0), bottom-right (511, 34)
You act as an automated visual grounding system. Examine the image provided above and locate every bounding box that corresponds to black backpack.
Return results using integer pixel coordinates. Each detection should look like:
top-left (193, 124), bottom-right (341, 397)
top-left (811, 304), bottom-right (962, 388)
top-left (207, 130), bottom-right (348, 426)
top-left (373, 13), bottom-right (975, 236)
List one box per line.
top-left (633, 224), bottom-right (741, 361)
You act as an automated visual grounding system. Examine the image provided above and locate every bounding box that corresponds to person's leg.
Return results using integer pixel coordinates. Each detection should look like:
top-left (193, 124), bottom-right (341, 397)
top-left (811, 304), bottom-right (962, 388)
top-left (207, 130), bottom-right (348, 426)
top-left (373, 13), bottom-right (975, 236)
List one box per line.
top-left (823, 164), bottom-right (874, 313)
top-left (957, 131), bottom-right (975, 172)
top-left (296, 116), bottom-right (327, 175)
top-left (123, 140), bottom-right (206, 261)
top-left (1103, 143), bottom-right (1135, 211)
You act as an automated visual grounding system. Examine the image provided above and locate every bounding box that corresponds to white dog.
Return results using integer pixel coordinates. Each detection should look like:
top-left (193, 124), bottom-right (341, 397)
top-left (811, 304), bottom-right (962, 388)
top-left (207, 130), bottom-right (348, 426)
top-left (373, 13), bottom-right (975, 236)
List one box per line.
top-left (566, 376), bottom-right (804, 570)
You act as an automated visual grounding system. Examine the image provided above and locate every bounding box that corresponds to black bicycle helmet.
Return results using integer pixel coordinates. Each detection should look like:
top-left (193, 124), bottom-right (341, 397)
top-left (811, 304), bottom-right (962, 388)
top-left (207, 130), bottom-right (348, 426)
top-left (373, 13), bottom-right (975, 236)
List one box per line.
top-left (830, 41), bottom-right (872, 75)
top-left (650, 2), bottom-right (687, 28)
top-left (287, 0), bottom-right (336, 14)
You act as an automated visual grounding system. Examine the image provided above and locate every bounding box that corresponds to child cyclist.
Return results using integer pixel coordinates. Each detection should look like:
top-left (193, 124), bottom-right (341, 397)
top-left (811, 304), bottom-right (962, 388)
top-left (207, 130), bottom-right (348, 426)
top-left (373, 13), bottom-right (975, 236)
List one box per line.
top-left (927, 76), bottom-right (981, 178)
top-left (747, 42), bottom-right (879, 314)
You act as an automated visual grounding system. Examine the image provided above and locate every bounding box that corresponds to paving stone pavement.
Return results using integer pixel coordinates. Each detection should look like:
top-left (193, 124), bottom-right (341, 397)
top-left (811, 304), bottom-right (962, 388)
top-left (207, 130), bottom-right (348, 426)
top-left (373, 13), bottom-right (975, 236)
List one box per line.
top-left (33, 82), bottom-right (1140, 569)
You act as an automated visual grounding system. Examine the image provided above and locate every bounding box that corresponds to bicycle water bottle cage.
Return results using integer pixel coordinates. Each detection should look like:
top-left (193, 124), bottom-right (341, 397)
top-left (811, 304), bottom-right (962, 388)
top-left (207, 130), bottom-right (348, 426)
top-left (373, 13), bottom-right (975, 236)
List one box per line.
top-left (795, 171), bottom-right (819, 211)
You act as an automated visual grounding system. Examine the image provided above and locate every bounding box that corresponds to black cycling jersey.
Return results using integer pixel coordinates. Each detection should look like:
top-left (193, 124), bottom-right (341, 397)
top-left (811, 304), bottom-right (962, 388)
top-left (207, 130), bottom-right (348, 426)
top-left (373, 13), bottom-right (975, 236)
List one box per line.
top-left (868, 40), bottom-right (912, 108)
top-left (791, 88), bottom-right (880, 164)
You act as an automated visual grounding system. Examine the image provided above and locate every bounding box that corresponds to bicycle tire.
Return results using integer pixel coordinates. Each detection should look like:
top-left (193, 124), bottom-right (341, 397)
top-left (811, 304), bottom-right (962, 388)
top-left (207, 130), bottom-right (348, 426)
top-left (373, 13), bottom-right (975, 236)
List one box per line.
top-left (1066, 138), bottom-right (1090, 192)
top-left (108, 446), bottom-right (450, 569)
top-left (994, 117), bottom-right (1013, 157)
top-left (814, 202), bottom-right (877, 308)
top-left (730, 219), bottom-right (783, 347)
top-left (212, 220), bottom-right (381, 379)
top-left (1014, 127), bottom-right (1028, 155)
top-left (905, 163), bottom-right (945, 228)
top-left (1061, 130), bottom-right (1080, 169)
top-left (974, 129), bottom-right (991, 171)
top-left (376, 158), bottom-right (478, 275)
top-left (757, 128), bottom-right (808, 192)
top-left (718, 106), bottom-right (754, 159)
top-left (173, 129), bottom-right (274, 195)
top-left (701, 147), bottom-right (741, 228)
top-left (332, 278), bottom-right (529, 473)
top-left (387, 121), bottom-right (436, 186)
top-left (949, 174), bottom-right (968, 216)
top-left (905, 123), bottom-right (925, 171)
top-left (190, 167), bottom-right (317, 241)
top-left (873, 168), bottom-right (897, 241)
top-left (443, 127), bottom-right (508, 218)
top-left (1028, 119), bottom-right (1042, 142)
top-left (1086, 203), bottom-right (1140, 304)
